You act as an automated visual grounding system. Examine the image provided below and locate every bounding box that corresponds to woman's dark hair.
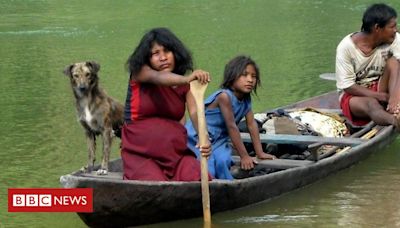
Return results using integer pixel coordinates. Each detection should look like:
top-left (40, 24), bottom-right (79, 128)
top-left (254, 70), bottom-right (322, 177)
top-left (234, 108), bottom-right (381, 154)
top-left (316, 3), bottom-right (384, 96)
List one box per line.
top-left (361, 3), bottom-right (397, 33)
top-left (126, 27), bottom-right (193, 76)
top-left (220, 55), bottom-right (261, 99)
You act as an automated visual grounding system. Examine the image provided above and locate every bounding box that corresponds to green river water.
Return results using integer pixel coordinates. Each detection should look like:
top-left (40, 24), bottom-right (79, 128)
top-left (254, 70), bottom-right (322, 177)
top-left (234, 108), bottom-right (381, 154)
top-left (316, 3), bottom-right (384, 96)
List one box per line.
top-left (1, 0), bottom-right (400, 227)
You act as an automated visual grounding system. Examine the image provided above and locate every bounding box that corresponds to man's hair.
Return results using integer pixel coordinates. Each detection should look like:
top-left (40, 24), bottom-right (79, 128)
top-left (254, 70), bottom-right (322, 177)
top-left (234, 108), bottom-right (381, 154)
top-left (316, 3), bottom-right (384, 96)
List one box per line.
top-left (361, 3), bottom-right (397, 33)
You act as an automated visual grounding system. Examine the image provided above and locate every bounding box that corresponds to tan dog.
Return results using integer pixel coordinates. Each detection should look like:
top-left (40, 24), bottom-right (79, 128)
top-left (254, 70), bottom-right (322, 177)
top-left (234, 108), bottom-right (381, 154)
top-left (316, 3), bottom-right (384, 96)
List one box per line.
top-left (63, 61), bottom-right (124, 175)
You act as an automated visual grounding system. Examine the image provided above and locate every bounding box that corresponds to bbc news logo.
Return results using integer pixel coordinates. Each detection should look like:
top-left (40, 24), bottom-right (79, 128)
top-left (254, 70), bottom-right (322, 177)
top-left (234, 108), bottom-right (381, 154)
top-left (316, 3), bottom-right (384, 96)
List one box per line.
top-left (8, 188), bottom-right (93, 212)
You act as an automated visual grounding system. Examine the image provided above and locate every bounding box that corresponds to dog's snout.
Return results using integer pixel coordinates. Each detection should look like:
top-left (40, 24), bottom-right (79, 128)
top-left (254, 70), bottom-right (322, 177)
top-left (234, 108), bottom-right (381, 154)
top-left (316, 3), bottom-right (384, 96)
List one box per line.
top-left (79, 85), bottom-right (87, 92)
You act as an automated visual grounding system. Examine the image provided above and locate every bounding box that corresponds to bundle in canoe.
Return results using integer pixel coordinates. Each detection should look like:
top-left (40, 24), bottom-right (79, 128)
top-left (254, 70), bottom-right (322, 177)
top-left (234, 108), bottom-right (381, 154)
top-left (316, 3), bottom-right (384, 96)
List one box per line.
top-left (59, 91), bottom-right (398, 227)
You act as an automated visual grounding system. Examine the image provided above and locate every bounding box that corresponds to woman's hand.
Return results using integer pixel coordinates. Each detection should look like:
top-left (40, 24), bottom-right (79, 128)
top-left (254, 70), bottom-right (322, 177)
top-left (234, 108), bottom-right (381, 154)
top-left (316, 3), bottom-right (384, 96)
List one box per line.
top-left (256, 151), bottom-right (276, 160)
top-left (196, 141), bottom-right (211, 158)
top-left (188, 70), bottom-right (210, 84)
top-left (240, 155), bottom-right (255, 170)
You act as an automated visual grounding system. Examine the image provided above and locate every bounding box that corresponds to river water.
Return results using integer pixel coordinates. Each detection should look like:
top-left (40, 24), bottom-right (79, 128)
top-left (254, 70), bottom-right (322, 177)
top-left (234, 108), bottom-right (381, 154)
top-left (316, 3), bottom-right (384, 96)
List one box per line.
top-left (1, 0), bottom-right (400, 227)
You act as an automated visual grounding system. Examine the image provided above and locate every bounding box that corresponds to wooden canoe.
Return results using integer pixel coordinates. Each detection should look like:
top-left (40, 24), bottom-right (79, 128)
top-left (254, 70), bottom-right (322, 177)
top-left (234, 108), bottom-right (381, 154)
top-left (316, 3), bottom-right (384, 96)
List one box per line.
top-left (59, 91), bottom-right (398, 227)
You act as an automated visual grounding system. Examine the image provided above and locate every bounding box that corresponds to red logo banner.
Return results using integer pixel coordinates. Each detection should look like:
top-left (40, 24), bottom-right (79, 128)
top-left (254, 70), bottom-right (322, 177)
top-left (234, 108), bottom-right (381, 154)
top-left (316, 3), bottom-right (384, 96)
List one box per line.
top-left (8, 188), bottom-right (93, 212)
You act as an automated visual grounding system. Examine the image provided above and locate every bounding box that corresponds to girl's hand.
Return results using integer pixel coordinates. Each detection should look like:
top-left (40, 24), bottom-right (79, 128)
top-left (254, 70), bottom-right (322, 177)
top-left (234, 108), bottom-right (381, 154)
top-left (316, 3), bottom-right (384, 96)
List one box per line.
top-left (240, 155), bottom-right (255, 170)
top-left (196, 142), bottom-right (211, 158)
top-left (188, 70), bottom-right (210, 84)
top-left (256, 152), bottom-right (276, 160)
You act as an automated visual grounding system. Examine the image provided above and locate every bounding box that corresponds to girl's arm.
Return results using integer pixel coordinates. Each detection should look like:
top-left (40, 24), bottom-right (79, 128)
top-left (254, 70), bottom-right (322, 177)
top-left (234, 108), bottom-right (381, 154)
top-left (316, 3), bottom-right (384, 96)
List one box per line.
top-left (217, 92), bottom-right (254, 170)
top-left (179, 115), bottom-right (186, 125)
top-left (133, 65), bottom-right (210, 86)
top-left (245, 110), bottom-right (276, 160)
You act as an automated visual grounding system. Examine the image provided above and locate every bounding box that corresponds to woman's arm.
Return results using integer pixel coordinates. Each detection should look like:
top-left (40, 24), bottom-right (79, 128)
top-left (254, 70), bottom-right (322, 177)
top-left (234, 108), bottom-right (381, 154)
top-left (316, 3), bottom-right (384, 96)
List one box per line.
top-left (134, 65), bottom-right (210, 86)
top-left (217, 92), bottom-right (254, 170)
top-left (245, 110), bottom-right (275, 160)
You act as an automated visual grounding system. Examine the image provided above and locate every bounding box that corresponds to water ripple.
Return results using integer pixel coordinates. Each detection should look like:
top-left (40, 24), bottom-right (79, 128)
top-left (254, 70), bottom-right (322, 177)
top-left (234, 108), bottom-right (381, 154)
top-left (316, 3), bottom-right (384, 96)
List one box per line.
top-left (225, 214), bottom-right (318, 224)
top-left (0, 27), bottom-right (101, 37)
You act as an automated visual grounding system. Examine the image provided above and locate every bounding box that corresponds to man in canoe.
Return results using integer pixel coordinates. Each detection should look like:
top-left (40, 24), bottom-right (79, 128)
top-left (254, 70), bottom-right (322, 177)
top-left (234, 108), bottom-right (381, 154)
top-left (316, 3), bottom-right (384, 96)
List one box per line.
top-left (335, 3), bottom-right (400, 129)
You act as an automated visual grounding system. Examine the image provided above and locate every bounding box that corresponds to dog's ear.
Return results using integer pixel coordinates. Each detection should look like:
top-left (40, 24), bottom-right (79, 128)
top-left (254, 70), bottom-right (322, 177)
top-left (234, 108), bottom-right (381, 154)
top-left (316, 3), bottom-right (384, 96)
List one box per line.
top-left (63, 64), bottom-right (74, 77)
top-left (86, 61), bottom-right (100, 74)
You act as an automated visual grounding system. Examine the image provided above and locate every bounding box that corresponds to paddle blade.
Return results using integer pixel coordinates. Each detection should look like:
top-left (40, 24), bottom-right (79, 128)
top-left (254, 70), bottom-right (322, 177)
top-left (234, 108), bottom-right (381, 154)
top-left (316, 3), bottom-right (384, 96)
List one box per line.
top-left (319, 73), bottom-right (336, 81)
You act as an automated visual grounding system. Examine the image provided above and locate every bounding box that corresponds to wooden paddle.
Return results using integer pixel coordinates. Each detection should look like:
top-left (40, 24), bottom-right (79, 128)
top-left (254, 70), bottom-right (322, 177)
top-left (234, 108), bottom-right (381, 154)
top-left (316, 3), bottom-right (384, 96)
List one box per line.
top-left (189, 80), bottom-right (211, 224)
top-left (319, 73), bottom-right (336, 81)
top-left (337, 126), bottom-right (381, 154)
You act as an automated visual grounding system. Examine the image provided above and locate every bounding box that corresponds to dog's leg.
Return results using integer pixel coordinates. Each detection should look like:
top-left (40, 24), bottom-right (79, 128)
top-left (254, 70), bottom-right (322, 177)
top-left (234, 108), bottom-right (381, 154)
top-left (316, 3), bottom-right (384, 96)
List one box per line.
top-left (85, 131), bottom-right (96, 173)
top-left (97, 128), bottom-right (112, 175)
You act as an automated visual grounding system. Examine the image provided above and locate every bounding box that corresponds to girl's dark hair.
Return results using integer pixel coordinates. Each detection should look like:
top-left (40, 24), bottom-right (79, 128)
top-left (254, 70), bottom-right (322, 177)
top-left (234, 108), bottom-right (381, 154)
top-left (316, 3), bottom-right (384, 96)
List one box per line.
top-left (361, 3), bottom-right (397, 33)
top-left (126, 27), bottom-right (193, 76)
top-left (220, 55), bottom-right (261, 99)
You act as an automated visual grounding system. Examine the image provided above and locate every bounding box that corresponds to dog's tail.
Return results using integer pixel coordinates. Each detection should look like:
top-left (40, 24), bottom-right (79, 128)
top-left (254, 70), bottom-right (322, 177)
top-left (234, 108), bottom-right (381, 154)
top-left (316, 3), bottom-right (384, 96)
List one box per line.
top-left (109, 98), bottom-right (124, 139)
top-left (113, 125), bottom-right (122, 138)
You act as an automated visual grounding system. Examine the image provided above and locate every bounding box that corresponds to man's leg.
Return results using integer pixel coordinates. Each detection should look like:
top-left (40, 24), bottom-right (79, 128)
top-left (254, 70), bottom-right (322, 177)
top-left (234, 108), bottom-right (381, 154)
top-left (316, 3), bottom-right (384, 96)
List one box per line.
top-left (349, 96), bottom-right (398, 127)
top-left (379, 57), bottom-right (400, 113)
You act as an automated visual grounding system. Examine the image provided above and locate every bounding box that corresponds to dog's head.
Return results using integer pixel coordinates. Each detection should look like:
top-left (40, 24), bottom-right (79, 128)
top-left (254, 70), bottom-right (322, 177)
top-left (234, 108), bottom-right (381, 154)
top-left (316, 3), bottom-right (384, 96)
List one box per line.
top-left (63, 61), bottom-right (100, 97)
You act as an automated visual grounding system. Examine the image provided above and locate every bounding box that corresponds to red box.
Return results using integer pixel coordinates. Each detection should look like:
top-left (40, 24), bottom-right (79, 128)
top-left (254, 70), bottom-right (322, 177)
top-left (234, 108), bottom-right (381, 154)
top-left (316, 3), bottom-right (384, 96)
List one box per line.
top-left (8, 188), bottom-right (93, 212)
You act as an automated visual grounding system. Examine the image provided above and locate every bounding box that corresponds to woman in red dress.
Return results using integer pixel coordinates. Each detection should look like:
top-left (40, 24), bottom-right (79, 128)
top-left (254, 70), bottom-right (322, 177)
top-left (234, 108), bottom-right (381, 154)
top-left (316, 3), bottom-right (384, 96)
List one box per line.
top-left (122, 27), bottom-right (211, 181)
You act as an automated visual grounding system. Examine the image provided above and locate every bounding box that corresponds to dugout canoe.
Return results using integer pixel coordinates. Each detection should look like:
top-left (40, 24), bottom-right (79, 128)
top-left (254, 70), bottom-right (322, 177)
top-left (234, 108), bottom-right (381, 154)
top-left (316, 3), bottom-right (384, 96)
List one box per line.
top-left (59, 91), bottom-right (398, 227)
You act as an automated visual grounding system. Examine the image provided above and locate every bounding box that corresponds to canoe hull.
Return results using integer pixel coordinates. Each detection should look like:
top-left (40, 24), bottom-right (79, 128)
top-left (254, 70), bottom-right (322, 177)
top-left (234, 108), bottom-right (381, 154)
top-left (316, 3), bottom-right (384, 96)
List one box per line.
top-left (59, 91), bottom-right (398, 227)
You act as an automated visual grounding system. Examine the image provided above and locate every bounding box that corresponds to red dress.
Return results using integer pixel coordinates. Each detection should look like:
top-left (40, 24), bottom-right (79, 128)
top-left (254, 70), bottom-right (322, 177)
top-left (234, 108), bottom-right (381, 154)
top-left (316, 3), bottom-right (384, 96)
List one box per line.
top-left (121, 80), bottom-right (204, 181)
